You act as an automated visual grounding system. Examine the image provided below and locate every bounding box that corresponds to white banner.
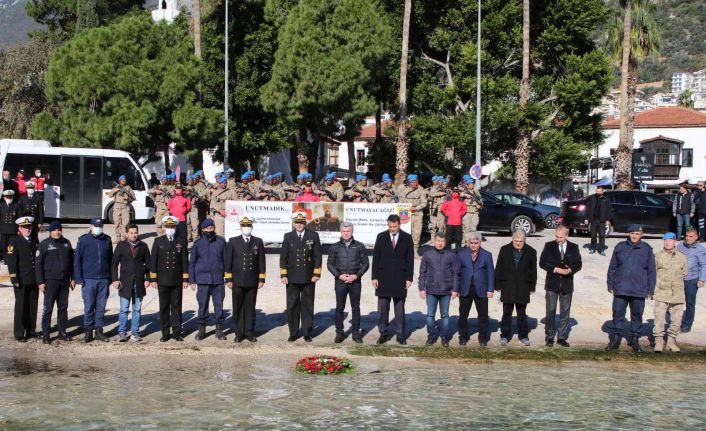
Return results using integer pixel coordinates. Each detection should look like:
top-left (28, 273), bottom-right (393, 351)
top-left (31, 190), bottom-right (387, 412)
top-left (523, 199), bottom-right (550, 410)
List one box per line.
top-left (224, 201), bottom-right (412, 245)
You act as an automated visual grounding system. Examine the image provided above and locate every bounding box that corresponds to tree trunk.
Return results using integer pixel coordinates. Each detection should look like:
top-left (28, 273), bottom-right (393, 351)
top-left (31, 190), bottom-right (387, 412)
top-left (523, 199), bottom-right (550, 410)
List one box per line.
top-left (297, 125), bottom-right (310, 174)
top-left (626, 58), bottom-right (638, 171)
top-left (395, 0), bottom-right (412, 186)
top-left (514, 0), bottom-right (531, 194)
top-left (615, 0), bottom-right (633, 190)
top-left (163, 143), bottom-right (171, 172)
top-left (192, 0), bottom-right (202, 59)
top-left (347, 135), bottom-right (357, 181)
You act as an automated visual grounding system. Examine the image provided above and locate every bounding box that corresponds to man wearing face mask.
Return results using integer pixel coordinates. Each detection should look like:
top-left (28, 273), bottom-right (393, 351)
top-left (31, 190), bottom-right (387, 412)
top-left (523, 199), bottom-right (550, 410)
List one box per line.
top-left (565, 181), bottom-right (584, 202)
top-left (106, 175), bottom-right (136, 245)
top-left (441, 187), bottom-right (467, 250)
top-left (36, 221), bottom-right (75, 344)
top-left (18, 182), bottom-right (43, 243)
top-left (30, 168), bottom-right (46, 203)
top-left (167, 184), bottom-right (191, 246)
top-left (0, 189), bottom-right (19, 262)
top-left (74, 218), bottom-right (114, 343)
top-left (150, 216), bottom-right (189, 342)
top-left (190, 218), bottom-right (228, 341)
top-left (280, 212), bottom-right (322, 342)
top-left (2, 170), bottom-right (19, 202)
top-left (225, 216), bottom-right (266, 342)
top-left (6, 217), bottom-right (39, 342)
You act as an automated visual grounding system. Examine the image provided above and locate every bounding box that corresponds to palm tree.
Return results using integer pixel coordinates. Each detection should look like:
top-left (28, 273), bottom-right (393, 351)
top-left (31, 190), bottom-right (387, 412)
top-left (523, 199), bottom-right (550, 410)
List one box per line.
top-left (607, 0), bottom-right (660, 190)
top-left (395, 0), bottom-right (412, 185)
top-left (514, 0), bottom-right (531, 194)
top-left (193, 0), bottom-right (202, 59)
top-left (678, 90), bottom-right (694, 108)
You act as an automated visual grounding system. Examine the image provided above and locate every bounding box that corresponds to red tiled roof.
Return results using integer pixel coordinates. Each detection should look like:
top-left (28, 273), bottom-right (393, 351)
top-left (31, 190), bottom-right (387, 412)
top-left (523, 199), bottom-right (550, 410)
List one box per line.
top-left (603, 106), bottom-right (706, 129)
top-left (356, 120), bottom-right (394, 140)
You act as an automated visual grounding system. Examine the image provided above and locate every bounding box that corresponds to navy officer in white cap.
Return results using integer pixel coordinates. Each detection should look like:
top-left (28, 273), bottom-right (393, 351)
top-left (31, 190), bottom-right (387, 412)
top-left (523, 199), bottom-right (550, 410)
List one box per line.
top-left (6, 216), bottom-right (39, 342)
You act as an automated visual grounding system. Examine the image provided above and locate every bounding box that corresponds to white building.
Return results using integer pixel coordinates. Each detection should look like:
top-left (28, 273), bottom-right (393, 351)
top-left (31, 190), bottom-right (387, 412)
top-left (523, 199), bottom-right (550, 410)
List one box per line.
top-left (672, 72), bottom-right (694, 94)
top-left (599, 106), bottom-right (706, 191)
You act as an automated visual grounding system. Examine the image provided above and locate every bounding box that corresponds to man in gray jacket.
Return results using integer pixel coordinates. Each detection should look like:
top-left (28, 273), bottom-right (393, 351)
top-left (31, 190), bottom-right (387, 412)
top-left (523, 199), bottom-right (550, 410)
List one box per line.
top-left (327, 221), bottom-right (369, 343)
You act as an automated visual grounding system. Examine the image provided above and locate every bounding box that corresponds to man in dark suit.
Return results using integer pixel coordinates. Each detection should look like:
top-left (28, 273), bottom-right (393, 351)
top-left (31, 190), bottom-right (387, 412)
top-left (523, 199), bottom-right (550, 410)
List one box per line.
top-left (585, 185), bottom-right (612, 255)
top-left (495, 229), bottom-right (537, 346)
top-left (0, 189), bottom-right (19, 262)
top-left (18, 181), bottom-right (43, 244)
top-left (225, 216), bottom-right (266, 343)
top-left (150, 216), bottom-right (189, 342)
top-left (372, 214), bottom-right (414, 345)
top-left (6, 216), bottom-right (39, 342)
top-left (280, 212), bottom-right (322, 342)
top-left (539, 225), bottom-right (582, 347)
top-left (111, 223), bottom-right (151, 342)
top-left (456, 232), bottom-right (495, 346)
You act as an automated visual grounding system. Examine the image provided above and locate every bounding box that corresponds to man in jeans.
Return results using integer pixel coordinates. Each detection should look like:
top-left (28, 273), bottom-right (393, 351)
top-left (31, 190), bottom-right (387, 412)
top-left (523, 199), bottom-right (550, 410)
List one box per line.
top-left (419, 233), bottom-right (459, 347)
top-left (111, 223), bottom-right (150, 342)
top-left (673, 183), bottom-right (695, 240)
top-left (326, 221), bottom-right (369, 344)
top-left (456, 232), bottom-right (495, 346)
top-left (539, 225), bottom-right (582, 347)
top-left (74, 218), bottom-right (113, 343)
top-left (677, 227), bottom-right (706, 333)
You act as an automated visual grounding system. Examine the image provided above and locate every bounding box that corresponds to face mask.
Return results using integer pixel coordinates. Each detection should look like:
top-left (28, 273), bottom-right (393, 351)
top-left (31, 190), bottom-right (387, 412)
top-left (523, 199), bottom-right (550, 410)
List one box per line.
top-left (35, 172), bottom-right (41, 177)
top-left (451, 192), bottom-right (459, 199)
top-left (27, 189), bottom-right (35, 197)
top-left (4, 197), bottom-right (11, 203)
top-left (205, 231), bottom-right (216, 239)
top-left (573, 185), bottom-right (578, 190)
top-left (92, 227), bottom-right (103, 236)
top-left (165, 228), bottom-right (176, 238)
top-left (241, 227), bottom-right (253, 236)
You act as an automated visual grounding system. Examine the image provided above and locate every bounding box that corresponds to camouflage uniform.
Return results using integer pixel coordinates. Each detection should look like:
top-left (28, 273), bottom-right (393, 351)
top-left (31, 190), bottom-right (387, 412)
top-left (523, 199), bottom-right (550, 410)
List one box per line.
top-left (460, 183), bottom-right (482, 244)
top-left (107, 178), bottom-right (135, 244)
top-left (210, 184), bottom-right (233, 236)
top-left (149, 180), bottom-right (170, 236)
top-left (653, 246), bottom-right (688, 349)
top-left (400, 179), bottom-right (427, 255)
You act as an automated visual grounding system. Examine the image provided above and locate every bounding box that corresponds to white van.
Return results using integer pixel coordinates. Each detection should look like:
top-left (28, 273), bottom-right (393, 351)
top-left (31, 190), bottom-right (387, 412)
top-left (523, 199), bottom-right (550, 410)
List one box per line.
top-left (0, 139), bottom-right (154, 222)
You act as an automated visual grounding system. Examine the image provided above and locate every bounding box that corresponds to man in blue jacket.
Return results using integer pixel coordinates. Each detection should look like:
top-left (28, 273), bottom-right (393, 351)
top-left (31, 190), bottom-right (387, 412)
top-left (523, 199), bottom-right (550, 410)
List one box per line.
top-left (74, 218), bottom-right (113, 343)
top-left (189, 218), bottom-right (227, 341)
top-left (419, 233), bottom-right (459, 347)
top-left (456, 232), bottom-right (495, 346)
top-left (606, 224), bottom-right (656, 352)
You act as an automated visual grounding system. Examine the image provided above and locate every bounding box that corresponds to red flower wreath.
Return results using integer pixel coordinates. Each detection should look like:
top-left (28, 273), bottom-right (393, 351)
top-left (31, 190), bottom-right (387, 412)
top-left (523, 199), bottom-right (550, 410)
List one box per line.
top-left (295, 355), bottom-right (355, 375)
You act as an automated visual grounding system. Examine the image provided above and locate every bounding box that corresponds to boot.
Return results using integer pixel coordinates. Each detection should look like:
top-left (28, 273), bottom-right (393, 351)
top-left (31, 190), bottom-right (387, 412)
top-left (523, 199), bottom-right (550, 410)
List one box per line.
top-left (95, 328), bottom-right (109, 342)
top-left (160, 330), bottom-right (170, 342)
top-left (605, 336), bottom-right (621, 351)
top-left (195, 325), bottom-right (206, 341)
top-left (666, 337), bottom-right (680, 352)
top-left (83, 329), bottom-right (94, 343)
top-left (653, 338), bottom-right (664, 353)
top-left (628, 337), bottom-right (642, 353)
top-left (215, 324), bottom-right (227, 340)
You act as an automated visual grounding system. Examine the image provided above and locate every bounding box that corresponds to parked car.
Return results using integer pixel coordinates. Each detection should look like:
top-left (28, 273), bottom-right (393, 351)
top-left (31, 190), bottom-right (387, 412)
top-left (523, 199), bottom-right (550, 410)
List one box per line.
top-left (489, 191), bottom-right (561, 229)
top-left (558, 190), bottom-right (675, 236)
top-left (478, 192), bottom-right (546, 234)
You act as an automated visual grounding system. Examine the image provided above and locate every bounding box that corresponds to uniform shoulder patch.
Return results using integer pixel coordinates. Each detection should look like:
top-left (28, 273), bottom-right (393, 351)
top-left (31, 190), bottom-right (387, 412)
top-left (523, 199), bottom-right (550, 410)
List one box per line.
top-left (6, 245), bottom-right (13, 254)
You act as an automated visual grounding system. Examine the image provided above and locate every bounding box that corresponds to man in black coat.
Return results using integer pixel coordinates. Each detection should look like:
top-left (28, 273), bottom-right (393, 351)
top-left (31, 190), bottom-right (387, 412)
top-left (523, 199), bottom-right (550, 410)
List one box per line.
top-left (225, 216), bottom-right (266, 343)
top-left (327, 221), bottom-right (370, 344)
top-left (280, 212), bottom-right (322, 342)
top-left (495, 229), bottom-right (537, 346)
top-left (694, 180), bottom-right (706, 242)
top-left (149, 216), bottom-right (189, 342)
top-left (111, 223), bottom-right (151, 342)
top-left (539, 225), bottom-right (582, 347)
top-left (6, 217), bottom-right (39, 342)
top-left (2, 170), bottom-right (18, 202)
top-left (0, 189), bottom-right (19, 262)
top-left (372, 214), bottom-right (414, 345)
top-left (36, 221), bottom-right (74, 343)
top-left (584, 185), bottom-right (613, 255)
top-left (18, 181), bottom-right (43, 243)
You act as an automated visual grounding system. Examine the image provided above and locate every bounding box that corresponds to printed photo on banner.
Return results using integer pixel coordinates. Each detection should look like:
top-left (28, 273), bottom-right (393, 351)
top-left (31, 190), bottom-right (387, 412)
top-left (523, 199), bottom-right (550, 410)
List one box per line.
top-left (294, 202), bottom-right (343, 232)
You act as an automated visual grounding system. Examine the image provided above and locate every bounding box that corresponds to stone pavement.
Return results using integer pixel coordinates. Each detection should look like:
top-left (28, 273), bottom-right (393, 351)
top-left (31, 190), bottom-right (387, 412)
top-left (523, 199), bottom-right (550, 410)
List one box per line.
top-left (1, 222), bottom-right (704, 349)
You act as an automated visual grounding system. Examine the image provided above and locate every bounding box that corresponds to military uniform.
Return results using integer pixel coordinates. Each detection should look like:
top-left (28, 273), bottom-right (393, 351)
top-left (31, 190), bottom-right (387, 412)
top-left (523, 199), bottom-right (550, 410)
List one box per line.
top-left (36, 227), bottom-right (74, 342)
top-left (400, 177), bottom-right (428, 254)
top-left (107, 177), bottom-right (136, 244)
top-left (18, 184), bottom-right (44, 243)
top-left (148, 178), bottom-right (170, 236)
top-left (210, 184), bottom-right (232, 236)
top-left (6, 217), bottom-right (39, 341)
top-left (149, 220), bottom-right (189, 341)
top-left (345, 177), bottom-right (374, 202)
top-left (460, 182), bottom-right (482, 244)
top-left (0, 193), bottom-right (18, 262)
top-left (225, 219), bottom-right (266, 341)
top-left (427, 178), bottom-right (447, 236)
top-left (280, 219), bottom-right (322, 339)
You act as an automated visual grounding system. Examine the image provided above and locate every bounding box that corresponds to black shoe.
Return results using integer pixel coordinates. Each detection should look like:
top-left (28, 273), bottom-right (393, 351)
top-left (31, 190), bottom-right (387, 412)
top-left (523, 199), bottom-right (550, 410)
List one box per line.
top-left (352, 334), bottom-right (363, 344)
top-left (245, 335), bottom-right (257, 342)
top-left (83, 329), bottom-right (94, 343)
top-left (605, 337), bottom-right (621, 351)
top-left (195, 325), bottom-right (206, 341)
top-left (425, 337), bottom-right (434, 347)
top-left (459, 339), bottom-right (468, 346)
top-left (215, 324), bottom-right (227, 341)
top-left (628, 338), bottom-right (643, 353)
top-left (15, 337), bottom-right (27, 343)
top-left (58, 334), bottom-right (72, 342)
top-left (546, 339), bottom-right (555, 347)
top-left (441, 339), bottom-right (449, 348)
top-left (681, 327), bottom-right (691, 334)
top-left (376, 335), bottom-right (388, 345)
top-left (479, 341), bottom-right (488, 347)
top-left (334, 333), bottom-right (345, 344)
top-left (42, 337), bottom-right (51, 344)
top-left (95, 328), bottom-right (109, 342)
top-left (396, 336), bottom-right (407, 345)
top-left (557, 339), bottom-right (570, 348)
top-left (27, 331), bottom-right (40, 339)
top-left (234, 336), bottom-right (244, 343)
top-left (173, 335), bottom-right (184, 342)
top-left (160, 335), bottom-right (170, 342)
top-left (304, 336), bottom-right (312, 342)
top-left (288, 335), bottom-right (297, 342)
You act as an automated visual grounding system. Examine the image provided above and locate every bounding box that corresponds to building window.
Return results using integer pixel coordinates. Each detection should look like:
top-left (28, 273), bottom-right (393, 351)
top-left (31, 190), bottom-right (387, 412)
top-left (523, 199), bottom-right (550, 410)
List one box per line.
top-left (356, 149), bottom-right (366, 167)
top-left (328, 147), bottom-right (339, 166)
top-left (682, 148), bottom-right (693, 167)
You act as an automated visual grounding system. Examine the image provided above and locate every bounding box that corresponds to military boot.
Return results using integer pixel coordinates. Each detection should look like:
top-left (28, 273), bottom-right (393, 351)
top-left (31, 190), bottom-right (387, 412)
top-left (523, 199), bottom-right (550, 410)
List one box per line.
top-left (95, 328), bottom-right (109, 342)
top-left (83, 329), bottom-right (94, 343)
top-left (666, 337), bottom-right (680, 352)
top-left (654, 338), bottom-right (664, 353)
top-left (195, 325), bottom-right (206, 341)
top-left (628, 337), bottom-right (643, 353)
top-left (215, 324), bottom-right (227, 340)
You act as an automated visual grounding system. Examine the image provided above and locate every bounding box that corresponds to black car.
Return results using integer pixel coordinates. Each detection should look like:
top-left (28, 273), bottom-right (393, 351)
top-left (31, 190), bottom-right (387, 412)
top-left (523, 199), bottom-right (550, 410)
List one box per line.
top-left (558, 191), bottom-right (675, 235)
top-left (478, 192), bottom-right (546, 234)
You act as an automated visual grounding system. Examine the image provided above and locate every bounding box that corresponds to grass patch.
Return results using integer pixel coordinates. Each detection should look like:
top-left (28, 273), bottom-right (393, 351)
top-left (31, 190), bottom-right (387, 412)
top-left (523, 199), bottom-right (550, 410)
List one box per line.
top-left (348, 345), bottom-right (706, 364)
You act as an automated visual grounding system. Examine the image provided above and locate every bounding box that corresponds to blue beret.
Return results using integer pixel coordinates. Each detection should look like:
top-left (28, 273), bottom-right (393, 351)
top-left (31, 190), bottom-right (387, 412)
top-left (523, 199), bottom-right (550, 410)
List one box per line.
top-left (462, 174), bottom-right (471, 182)
top-left (201, 218), bottom-right (215, 229)
top-left (467, 178), bottom-right (475, 184)
top-left (217, 176), bottom-right (227, 184)
top-left (441, 178), bottom-right (449, 183)
top-left (662, 232), bottom-right (676, 240)
top-left (296, 174), bottom-right (304, 180)
top-left (627, 224), bottom-right (642, 233)
top-left (118, 175), bottom-right (126, 181)
top-left (356, 175), bottom-right (366, 182)
top-left (159, 175), bottom-right (167, 180)
top-left (382, 173), bottom-right (391, 180)
top-left (49, 221), bottom-right (62, 231)
top-left (407, 174), bottom-right (418, 181)
top-left (241, 173), bottom-right (249, 181)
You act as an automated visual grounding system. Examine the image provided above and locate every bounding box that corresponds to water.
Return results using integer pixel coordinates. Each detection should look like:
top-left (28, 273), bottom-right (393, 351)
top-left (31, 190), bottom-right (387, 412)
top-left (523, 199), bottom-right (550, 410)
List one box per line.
top-left (0, 351), bottom-right (705, 430)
